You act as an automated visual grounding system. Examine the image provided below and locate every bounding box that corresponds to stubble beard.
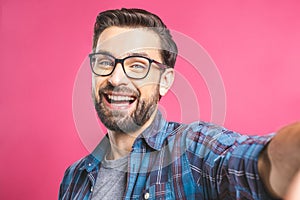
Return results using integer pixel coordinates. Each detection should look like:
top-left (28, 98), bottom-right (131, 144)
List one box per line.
top-left (93, 84), bottom-right (159, 134)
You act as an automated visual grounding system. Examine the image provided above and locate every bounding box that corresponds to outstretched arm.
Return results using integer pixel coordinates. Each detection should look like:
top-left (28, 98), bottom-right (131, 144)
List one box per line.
top-left (258, 122), bottom-right (300, 198)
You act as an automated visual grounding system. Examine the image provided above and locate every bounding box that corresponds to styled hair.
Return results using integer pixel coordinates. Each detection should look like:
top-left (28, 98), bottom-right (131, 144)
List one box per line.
top-left (92, 8), bottom-right (178, 68)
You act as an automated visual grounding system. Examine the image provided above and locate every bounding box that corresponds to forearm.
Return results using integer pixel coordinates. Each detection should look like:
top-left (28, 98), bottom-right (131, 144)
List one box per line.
top-left (259, 122), bottom-right (300, 198)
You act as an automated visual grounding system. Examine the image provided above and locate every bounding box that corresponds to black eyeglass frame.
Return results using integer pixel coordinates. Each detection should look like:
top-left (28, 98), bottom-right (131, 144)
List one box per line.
top-left (88, 52), bottom-right (167, 80)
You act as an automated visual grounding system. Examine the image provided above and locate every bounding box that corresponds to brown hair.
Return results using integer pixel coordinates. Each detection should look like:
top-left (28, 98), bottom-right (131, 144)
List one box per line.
top-left (92, 8), bottom-right (178, 68)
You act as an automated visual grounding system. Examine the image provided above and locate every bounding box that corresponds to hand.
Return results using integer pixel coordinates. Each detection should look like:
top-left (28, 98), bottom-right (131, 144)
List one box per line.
top-left (285, 170), bottom-right (300, 200)
top-left (259, 122), bottom-right (300, 198)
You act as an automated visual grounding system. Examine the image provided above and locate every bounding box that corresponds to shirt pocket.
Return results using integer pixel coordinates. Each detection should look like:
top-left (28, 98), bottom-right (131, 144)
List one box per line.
top-left (140, 182), bottom-right (174, 200)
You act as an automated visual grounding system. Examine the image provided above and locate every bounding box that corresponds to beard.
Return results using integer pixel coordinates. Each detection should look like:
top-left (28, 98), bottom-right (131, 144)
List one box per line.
top-left (93, 83), bottom-right (160, 134)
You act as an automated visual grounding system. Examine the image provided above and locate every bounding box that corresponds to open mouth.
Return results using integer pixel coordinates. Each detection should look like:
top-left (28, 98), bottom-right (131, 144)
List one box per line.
top-left (102, 93), bottom-right (137, 109)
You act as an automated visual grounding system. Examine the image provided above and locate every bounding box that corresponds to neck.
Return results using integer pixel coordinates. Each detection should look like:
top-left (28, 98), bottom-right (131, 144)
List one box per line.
top-left (107, 109), bottom-right (157, 160)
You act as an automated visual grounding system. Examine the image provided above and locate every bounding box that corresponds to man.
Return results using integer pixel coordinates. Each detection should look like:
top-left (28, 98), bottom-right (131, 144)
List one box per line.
top-left (59, 8), bottom-right (300, 199)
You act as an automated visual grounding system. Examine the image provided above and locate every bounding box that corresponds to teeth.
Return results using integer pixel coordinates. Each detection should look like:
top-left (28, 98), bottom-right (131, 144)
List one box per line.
top-left (108, 95), bottom-right (135, 101)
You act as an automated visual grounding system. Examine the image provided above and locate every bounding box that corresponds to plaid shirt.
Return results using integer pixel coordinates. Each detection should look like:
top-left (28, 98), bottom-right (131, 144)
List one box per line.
top-left (59, 111), bottom-right (276, 200)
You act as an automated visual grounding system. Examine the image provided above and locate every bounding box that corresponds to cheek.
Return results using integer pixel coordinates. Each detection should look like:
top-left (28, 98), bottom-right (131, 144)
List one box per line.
top-left (134, 74), bottom-right (161, 98)
top-left (92, 77), bottom-right (106, 97)
top-left (135, 71), bottom-right (161, 89)
top-left (137, 83), bottom-right (160, 100)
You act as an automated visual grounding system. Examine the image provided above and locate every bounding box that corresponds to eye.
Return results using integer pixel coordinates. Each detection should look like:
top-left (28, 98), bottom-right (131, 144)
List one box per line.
top-left (95, 59), bottom-right (114, 69)
top-left (131, 64), bottom-right (146, 69)
top-left (98, 60), bottom-right (114, 66)
top-left (128, 63), bottom-right (147, 71)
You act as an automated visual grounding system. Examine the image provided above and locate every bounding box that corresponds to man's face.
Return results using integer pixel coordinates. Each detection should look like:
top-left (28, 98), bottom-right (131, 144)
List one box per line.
top-left (92, 26), bottom-right (165, 134)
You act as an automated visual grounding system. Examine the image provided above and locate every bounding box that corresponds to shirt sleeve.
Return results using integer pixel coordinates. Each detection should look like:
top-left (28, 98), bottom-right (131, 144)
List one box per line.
top-left (186, 121), bottom-right (276, 199)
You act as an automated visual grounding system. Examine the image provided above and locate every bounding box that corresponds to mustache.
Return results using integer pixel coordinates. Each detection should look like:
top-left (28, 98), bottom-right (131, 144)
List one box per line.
top-left (98, 83), bottom-right (140, 97)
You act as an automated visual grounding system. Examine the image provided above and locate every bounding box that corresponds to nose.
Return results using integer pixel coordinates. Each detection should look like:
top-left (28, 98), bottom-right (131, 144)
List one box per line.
top-left (108, 63), bottom-right (130, 86)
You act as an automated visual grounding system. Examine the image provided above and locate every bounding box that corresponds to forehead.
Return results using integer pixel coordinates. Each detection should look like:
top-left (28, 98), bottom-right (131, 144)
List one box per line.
top-left (96, 26), bottom-right (162, 58)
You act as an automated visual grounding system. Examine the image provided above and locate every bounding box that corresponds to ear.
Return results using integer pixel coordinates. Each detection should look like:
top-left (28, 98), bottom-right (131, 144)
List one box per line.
top-left (159, 68), bottom-right (175, 96)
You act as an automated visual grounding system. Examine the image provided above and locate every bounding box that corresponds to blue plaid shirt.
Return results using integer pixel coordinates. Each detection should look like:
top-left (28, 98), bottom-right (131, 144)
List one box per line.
top-left (59, 111), bottom-right (276, 200)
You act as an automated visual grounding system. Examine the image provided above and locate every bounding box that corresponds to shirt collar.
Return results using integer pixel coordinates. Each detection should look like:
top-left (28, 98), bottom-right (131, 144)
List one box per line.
top-left (138, 110), bottom-right (169, 151)
top-left (83, 135), bottom-right (110, 172)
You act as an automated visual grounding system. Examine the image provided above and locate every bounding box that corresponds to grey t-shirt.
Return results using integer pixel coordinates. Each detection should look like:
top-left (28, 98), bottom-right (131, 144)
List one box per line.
top-left (91, 154), bottom-right (128, 200)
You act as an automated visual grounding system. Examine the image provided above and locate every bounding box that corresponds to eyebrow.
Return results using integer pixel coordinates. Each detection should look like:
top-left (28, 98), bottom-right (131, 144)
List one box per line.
top-left (94, 50), bottom-right (150, 58)
top-left (127, 52), bottom-right (150, 57)
top-left (95, 50), bottom-right (113, 56)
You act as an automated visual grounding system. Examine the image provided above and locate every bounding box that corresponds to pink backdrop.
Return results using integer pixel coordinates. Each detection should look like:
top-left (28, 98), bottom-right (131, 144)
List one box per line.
top-left (1, 0), bottom-right (300, 199)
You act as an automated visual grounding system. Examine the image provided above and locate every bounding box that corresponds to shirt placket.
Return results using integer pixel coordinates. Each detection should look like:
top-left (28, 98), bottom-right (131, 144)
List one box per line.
top-left (86, 167), bottom-right (99, 200)
top-left (124, 140), bottom-right (147, 199)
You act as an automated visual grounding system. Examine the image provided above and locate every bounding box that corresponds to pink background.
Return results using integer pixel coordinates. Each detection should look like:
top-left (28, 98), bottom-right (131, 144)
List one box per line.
top-left (1, 0), bottom-right (300, 199)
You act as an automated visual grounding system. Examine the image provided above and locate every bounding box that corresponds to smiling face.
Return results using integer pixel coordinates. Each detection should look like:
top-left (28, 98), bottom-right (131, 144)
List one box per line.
top-left (92, 26), bottom-right (174, 134)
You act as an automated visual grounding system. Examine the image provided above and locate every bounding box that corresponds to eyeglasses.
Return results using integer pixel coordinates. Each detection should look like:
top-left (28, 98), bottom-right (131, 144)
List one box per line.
top-left (89, 52), bottom-right (167, 79)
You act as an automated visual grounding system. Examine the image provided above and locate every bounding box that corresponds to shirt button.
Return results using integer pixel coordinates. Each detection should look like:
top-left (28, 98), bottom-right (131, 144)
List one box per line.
top-left (144, 192), bottom-right (150, 199)
top-left (88, 163), bottom-right (92, 166)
